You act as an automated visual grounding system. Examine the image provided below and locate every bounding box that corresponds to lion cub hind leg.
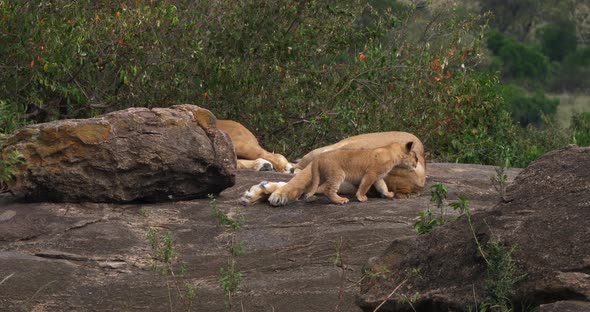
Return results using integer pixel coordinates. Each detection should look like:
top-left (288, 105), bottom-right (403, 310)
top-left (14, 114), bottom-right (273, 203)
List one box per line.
top-left (325, 173), bottom-right (349, 205)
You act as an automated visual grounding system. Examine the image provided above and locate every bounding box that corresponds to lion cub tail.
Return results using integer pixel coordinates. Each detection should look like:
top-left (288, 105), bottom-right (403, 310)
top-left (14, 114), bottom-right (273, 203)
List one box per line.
top-left (303, 160), bottom-right (321, 200)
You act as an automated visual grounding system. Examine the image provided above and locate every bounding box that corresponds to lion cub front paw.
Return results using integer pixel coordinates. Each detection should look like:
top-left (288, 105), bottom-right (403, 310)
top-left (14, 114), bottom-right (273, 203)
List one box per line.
top-left (335, 197), bottom-right (349, 205)
top-left (328, 195), bottom-right (349, 205)
top-left (382, 191), bottom-right (395, 199)
top-left (356, 194), bottom-right (368, 202)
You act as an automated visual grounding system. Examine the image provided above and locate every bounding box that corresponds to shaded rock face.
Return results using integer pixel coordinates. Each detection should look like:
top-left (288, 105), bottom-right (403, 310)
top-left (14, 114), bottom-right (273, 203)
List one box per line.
top-left (1, 104), bottom-right (236, 203)
top-left (357, 145), bottom-right (590, 311)
top-left (0, 163), bottom-right (521, 312)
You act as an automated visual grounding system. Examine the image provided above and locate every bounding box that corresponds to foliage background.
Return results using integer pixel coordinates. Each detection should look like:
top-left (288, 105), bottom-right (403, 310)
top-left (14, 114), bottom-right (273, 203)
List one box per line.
top-left (0, 0), bottom-right (588, 168)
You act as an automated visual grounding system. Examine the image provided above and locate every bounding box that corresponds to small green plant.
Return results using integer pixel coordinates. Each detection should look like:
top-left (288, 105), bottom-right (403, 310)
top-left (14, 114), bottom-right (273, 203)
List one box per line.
top-left (363, 265), bottom-right (391, 281)
top-left (229, 239), bottom-right (246, 257)
top-left (491, 147), bottom-right (512, 202)
top-left (138, 207), bottom-right (149, 217)
top-left (481, 241), bottom-right (524, 312)
top-left (414, 183), bottom-right (449, 234)
top-left (209, 194), bottom-right (244, 230)
top-left (570, 112), bottom-right (590, 146)
top-left (333, 237), bottom-right (343, 267)
top-left (0, 148), bottom-right (25, 192)
top-left (219, 259), bottom-right (242, 310)
top-left (145, 227), bottom-right (196, 311)
top-left (450, 195), bottom-right (525, 311)
top-left (449, 195), bottom-right (470, 215)
top-left (209, 194), bottom-right (246, 310)
top-left (414, 208), bottom-right (446, 235)
top-left (431, 183), bottom-right (448, 210)
top-left (431, 182), bottom-right (448, 217)
top-left (407, 267), bottom-right (422, 279)
top-left (398, 293), bottom-right (420, 311)
top-left (448, 195), bottom-right (489, 266)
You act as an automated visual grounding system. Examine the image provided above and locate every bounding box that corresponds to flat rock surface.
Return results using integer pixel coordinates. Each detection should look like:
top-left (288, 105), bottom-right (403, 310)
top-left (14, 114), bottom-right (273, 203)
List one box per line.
top-left (0, 163), bottom-right (519, 312)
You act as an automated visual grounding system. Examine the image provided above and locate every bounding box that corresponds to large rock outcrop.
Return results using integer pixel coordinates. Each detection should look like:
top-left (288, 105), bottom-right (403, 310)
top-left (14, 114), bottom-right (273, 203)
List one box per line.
top-left (357, 145), bottom-right (590, 311)
top-left (0, 104), bottom-right (236, 203)
top-left (0, 163), bottom-right (521, 312)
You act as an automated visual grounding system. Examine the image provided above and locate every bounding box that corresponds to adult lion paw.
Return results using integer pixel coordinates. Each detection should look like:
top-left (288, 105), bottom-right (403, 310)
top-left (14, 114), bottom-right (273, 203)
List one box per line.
top-left (394, 192), bottom-right (410, 199)
top-left (254, 159), bottom-right (273, 171)
top-left (239, 181), bottom-right (285, 205)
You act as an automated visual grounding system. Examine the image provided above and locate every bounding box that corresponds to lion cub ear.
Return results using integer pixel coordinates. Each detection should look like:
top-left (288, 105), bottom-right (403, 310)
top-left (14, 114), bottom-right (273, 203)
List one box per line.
top-left (405, 141), bottom-right (414, 152)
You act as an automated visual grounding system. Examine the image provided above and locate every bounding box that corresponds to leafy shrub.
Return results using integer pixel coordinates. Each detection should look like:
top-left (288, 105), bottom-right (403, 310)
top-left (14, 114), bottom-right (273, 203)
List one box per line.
top-left (483, 241), bottom-right (523, 311)
top-left (571, 112), bottom-right (590, 147)
top-left (486, 30), bottom-right (549, 85)
top-left (0, 100), bottom-right (27, 134)
top-left (500, 84), bottom-right (559, 127)
top-left (0, 1), bottom-right (570, 168)
top-left (0, 148), bottom-right (24, 192)
top-left (0, 0), bottom-right (207, 127)
top-left (537, 18), bottom-right (577, 62)
top-left (480, 0), bottom-right (541, 40)
top-left (548, 47), bottom-right (590, 92)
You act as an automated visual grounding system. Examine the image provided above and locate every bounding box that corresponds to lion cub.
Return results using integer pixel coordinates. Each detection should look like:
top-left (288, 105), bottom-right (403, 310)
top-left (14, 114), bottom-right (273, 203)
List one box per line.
top-left (303, 141), bottom-right (417, 204)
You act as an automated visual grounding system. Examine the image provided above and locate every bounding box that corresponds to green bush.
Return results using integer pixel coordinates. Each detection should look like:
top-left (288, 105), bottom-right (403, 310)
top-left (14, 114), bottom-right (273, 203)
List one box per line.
top-left (486, 30), bottom-right (550, 85)
top-left (480, 0), bottom-right (541, 40)
top-left (571, 112), bottom-right (590, 147)
top-left (0, 1), bottom-right (570, 168)
top-left (500, 84), bottom-right (559, 127)
top-left (0, 0), bottom-right (206, 129)
top-left (548, 48), bottom-right (590, 92)
top-left (537, 18), bottom-right (577, 62)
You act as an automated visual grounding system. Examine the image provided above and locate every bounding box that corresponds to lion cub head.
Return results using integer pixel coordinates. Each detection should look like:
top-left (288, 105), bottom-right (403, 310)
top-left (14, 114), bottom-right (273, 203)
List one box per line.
top-left (395, 141), bottom-right (418, 171)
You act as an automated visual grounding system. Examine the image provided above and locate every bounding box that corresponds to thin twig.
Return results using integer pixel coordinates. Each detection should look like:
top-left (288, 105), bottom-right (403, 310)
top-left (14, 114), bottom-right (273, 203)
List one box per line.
top-left (27, 280), bottom-right (56, 307)
top-left (0, 273), bottom-right (15, 286)
top-left (373, 278), bottom-right (408, 312)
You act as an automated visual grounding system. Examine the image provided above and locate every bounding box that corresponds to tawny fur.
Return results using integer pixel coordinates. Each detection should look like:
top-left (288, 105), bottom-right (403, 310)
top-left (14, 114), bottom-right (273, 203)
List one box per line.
top-left (303, 142), bottom-right (417, 204)
top-left (239, 132), bottom-right (426, 206)
top-left (217, 120), bottom-right (292, 173)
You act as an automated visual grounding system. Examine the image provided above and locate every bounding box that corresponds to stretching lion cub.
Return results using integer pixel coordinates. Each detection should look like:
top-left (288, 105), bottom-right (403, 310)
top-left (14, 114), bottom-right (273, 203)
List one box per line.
top-left (303, 141), bottom-right (417, 204)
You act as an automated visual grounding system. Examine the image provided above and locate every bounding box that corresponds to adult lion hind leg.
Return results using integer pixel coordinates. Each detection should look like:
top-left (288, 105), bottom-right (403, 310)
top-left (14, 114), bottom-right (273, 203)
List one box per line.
top-left (260, 152), bottom-right (294, 173)
top-left (217, 119), bottom-right (293, 173)
top-left (239, 181), bottom-right (287, 205)
top-left (237, 159), bottom-right (273, 171)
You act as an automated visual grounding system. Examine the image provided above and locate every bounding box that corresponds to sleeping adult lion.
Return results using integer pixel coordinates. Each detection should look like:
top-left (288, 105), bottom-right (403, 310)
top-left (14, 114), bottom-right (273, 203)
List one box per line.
top-left (304, 141), bottom-right (418, 204)
top-left (239, 132), bottom-right (426, 206)
top-left (217, 120), bottom-right (293, 173)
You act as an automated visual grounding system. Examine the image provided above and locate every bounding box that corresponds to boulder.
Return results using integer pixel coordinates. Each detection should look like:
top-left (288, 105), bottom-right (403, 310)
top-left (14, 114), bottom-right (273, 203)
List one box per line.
top-left (0, 104), bottom-right (236, 203)
top-left (357, 145), bottom-right (590, 311)
top-left (539, 300), bottom-right (590, 312)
